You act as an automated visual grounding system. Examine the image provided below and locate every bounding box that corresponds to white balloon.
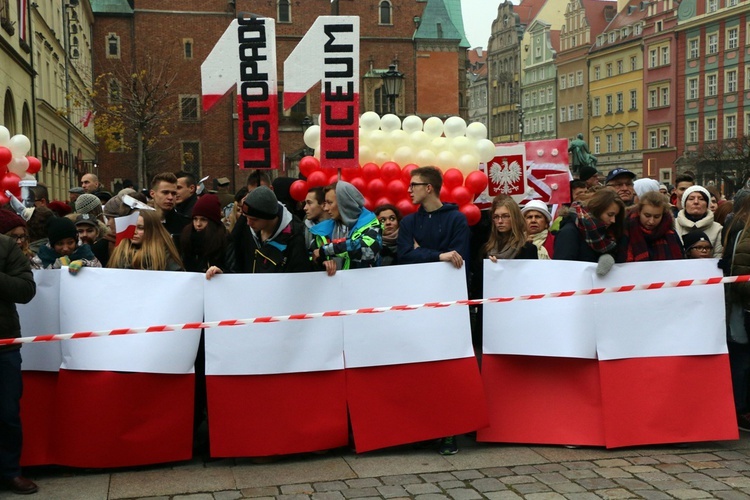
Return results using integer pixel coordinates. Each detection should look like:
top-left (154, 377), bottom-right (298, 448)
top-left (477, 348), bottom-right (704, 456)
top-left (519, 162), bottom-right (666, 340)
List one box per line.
top-left (431, 137), bottom-right (448, 153)
top-left (457, 154), bottom-right (480, 176)
top-left (380, 113), bottom-right (401, 133)
top-left (374, 150), bottom-right (391, 166)
top-left (450, 136), bottom-right (473, 155)
top-left (393, 146), bottom-right (414, 166)
top-left (8, 135), bottom-right (30, 157)
top-left (8, 156), bottom-right (29, 177)
top-left (435, 150), bottom-right (457, 169)
top-left (423, 117), bottom-right (444, 138)
top-left (402, 115), bottom-right (423, 134)
top-left (360, 111), bottom-right (381, 132)
top-left (0, 126), bottom-right (10, 147)
top-left (416, 149), bottom-right (437, 167)
top-left (409, 131), bottom-right (430, 151)
top-left (314, 148), bottom-right (321, 160)
top-left (466, 122), bottom-right (488, 141)
top-left (359, 145), bottom-right (375, 166)
top-left (476, 139), bottom-right (497, 163)
top-left (369, 130), bottom-right (387, 149)
top-left (389, 130), bottom-right (408, 149)
top-left (443, 116), bottom-right (467, 139)
top-left (23, 173), bottom-right (36, 181)
top-left (303, 125), bottom-right (321, 149)
top-left (359, 129), bottom-right (371, 148)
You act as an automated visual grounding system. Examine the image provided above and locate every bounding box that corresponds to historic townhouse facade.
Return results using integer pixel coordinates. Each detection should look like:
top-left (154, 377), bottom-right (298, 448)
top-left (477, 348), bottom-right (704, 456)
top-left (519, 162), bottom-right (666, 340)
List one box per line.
top-left (675, 0), bottom-right (750, 191)
top-left (466, 47), bottom-right (488, 129)
top-left (520, 20), bottom-right (558, 141)
top-left (556, 0), bottom-right (616, 151)
top-left (642, 0), bottom-right (679, 185)
top-left (588, 0), bottom-right (648, 177)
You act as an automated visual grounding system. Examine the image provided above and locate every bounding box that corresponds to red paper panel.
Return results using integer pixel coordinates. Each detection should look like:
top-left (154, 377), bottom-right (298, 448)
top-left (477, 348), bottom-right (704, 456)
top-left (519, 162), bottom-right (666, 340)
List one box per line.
top-left (599, 354), bottom-right (739, 448)
top-left (478, 354), bottom-right (605, 446)
top-left (53, 370), bottom-right (194, 467)
top-left (347, 357), bottom-right (488, 453)
top-left (20, 371), bottom-right (58, 466)
top-left (206, 370), bottom-right (348, 457)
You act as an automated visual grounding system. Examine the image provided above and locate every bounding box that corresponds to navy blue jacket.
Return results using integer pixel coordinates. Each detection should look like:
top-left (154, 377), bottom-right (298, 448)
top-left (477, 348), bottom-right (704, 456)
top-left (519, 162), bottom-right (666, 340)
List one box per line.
top-left (397, 203), bottom-right (471, 269)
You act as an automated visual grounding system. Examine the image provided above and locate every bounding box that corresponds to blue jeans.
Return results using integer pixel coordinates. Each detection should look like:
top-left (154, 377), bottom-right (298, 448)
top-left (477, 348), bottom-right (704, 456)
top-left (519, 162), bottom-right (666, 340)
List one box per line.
top-left (0, 349), bottom-right (22, 479)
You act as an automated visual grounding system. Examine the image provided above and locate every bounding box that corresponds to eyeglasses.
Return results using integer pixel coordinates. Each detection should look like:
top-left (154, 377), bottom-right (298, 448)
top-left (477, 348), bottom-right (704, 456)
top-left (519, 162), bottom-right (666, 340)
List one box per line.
top-left (492, 214), bottom-right (511, 221)
top-left (689, 245), bottom-right (712, 253)
top-left (607, 181), bottom-right (634, 188)
top-left (11, 234), bottom-right (27, 242)
top-left (408, 182), bottom-right (430, 190)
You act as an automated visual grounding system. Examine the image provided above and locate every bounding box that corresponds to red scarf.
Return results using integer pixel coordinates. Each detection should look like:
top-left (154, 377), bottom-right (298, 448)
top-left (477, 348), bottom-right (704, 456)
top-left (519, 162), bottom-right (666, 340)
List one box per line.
top-left (622, 210), bottom-right (684, 262)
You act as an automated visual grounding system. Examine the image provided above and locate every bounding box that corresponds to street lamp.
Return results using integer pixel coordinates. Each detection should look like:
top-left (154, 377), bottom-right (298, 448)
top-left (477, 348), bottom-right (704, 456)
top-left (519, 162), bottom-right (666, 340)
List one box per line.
top-left (381, 64), bottom-right (404, 115)
top-left (516, 103), bottom-right (524, 141)
top-left (301, 115), bottom-right (313, 157)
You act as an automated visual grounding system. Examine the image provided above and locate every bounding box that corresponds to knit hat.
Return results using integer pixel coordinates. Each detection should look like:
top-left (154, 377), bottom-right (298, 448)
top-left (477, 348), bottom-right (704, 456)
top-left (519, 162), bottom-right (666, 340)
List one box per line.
top-left (192, 194), bottom-right (222, 225)
top-left (578, 165), bottom-right (599, 182)
top-left (75, 213), bottom-right (98, 228)
top-left (46, 216), bottom-right (77, 246)
top-left (681, 185), bottom-right (711, 209)
top-left (633, 178), bottom-right (661, 199)
top-left (75, 193), bottom-right (101, 214)
top-left (0, 208), bottom-right (26, 234)
top-left (521, 200), bottom-right (552, 222)
top-left (682, 230), bottom-right (712, 251)
top-left (243, 186), bottom-right (279, 220)
top-left (47, 200), bottom-right (72, 217)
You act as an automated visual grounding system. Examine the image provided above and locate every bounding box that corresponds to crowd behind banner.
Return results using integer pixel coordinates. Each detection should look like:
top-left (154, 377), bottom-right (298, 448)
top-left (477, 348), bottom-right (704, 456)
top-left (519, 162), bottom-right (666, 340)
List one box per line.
top-left (0, 166), bottom-right (747, 479)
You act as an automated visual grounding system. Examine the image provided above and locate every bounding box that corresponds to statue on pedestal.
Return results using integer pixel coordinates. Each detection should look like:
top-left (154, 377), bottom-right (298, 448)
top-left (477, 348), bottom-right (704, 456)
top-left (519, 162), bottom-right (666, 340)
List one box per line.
top-left (568, 133), bottom-right (598, 174)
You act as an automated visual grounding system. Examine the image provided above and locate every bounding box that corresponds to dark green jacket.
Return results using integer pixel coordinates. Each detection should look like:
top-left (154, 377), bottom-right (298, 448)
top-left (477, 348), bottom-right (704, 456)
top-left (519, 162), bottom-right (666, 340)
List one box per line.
top-left (0, 234), bottom-right (36, 352)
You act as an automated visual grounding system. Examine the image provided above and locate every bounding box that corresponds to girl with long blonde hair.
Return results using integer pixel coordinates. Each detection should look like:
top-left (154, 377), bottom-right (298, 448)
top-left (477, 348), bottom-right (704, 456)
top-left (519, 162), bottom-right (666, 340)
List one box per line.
top-left (482, 195), bottom-right (538, 261)
top-left (108, 210), bottom-right (184, 271)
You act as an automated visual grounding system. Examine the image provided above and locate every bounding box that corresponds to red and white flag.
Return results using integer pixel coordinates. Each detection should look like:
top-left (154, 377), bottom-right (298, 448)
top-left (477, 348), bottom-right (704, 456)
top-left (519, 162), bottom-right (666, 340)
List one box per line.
top-left (114, 210), bottom-right (139, 246)
top-left (80, 110), bottom-right (95, 128)
top-left (18, 0), bottom-right (27, 41)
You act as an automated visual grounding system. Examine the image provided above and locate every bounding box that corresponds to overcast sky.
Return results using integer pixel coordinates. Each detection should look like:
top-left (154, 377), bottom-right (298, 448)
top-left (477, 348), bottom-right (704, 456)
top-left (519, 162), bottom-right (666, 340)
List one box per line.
top-left (461, 0), bottom-right (511, 49)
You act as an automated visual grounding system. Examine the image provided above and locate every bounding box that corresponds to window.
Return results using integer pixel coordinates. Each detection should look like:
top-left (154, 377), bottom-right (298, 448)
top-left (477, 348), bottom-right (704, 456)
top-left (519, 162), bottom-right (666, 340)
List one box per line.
top-left (577, 103), bottom-right (583, 120)
top-left (649, 129), bottom-right (658, 149)
top-left (616, 92), bottom-right (623, 112)
top-left (706, 73), bottom-right (718, 96)
top-left (687, 120), bottom-right (698, 143)
top-left (726, 114), bottom-right (737, 139)
top-left (687, 77), bottom-right (699, 100)
top-left (278, 0), bottom-right (291, 23)
top-left (180, 96), bottom-right (199, 121)
top-left (181, 141), bottom-right (201, 176)
top-left (524, 94), bottom-right (530, 107)
top-left (548, 115), bottom-right (554, 131)
top-left (576, 71), bottom-right (583, 86)
top-left (568, 73), bottom-right (574, 86)
top-left (560, 107), bottom-right (567, 122)
top-left (617, 60), bottom-right (623, 74)
top-left (707, 33), bottom-right (718, 54)
top-left (568, 105), bottom-right (575, 120)
top-left (594, 66), bottom-right (600, 80)
top-left (560, 75), bottom-right (566, 89)
top-left (547, 88), bottom-right (553, 102)
top-left (661, 86), bottom-right (669, 106)
top-left (706, 117), bottom-right (717, 141)
top-left (183, 39), bottom-right (193, 59)
top-left (660, 129), bottom-right (669, 148)
top-left (593, 97), bottom-right (600, 116)
top-left (630, 131), bottom-right (638, 150)
top-left (746, 113), bottom-right (750, 136)
top-left (617, 133), bottom-right (623, 152)
top-left (594, 136), bottom-right (601, 154)
top-left (688, 38), bottom-right (699, 59)
top-left (656, 21), bottom-right (663, 32)
top-left (108, 79), bottom-right (121, 104)
top-left (107, 33), bottom-right (120, 59)
top-left (609, 32), bottom-right (616, 43)
top-left (630, 56), bottom-right (637, 71)
top-left (379, 0), bottom-right (392, 25)
top-left (634, 23), bottom-right (643, 36)
top-left (606, 134), bottom-right (612, 153)
top-left (649, 89), bottom-right (657, 108)
top-left (726, 69), bottom-right (738, 93)
top-left (531, 118), bottom-right (537, 134)
top-left (531, 92), bottom-right (537, 106)
top-left (630, 90), bottom-right (637, 110)
top-left (606, 95), bottom-right (613, 114)
top-left (661, 46), bottom-right (669, 65)
top-left (606, 63), bottom-right (612, 77)
top-left (649, 48), bottom-right (657, 68)
top-left (729, 0), bottom-right (738, 5)
top-left (727, 27), bottom-right (739, 49)
top-left (707, 0), bottom-right (718, 13)
top-left (539, 117), bottom-right (545, 132)
top-left (539, 89), bottom-right (545, 105)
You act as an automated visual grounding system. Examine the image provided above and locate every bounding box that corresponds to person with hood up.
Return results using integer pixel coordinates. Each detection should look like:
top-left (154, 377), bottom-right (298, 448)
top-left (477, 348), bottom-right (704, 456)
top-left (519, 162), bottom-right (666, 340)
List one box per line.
top-left (674, 185), bottom-right (723, 258)
top-left (310, 181), bottom-right (382, 276)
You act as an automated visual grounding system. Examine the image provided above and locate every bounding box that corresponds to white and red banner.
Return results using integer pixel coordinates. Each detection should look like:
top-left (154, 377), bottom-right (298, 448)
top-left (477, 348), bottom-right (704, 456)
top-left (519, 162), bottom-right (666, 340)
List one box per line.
top-left (479, 259), bottom-right (737, 447)
top-left (284, 17), bottom-right (359, 169)
top-left (202, 15), bottom-right (279, 169)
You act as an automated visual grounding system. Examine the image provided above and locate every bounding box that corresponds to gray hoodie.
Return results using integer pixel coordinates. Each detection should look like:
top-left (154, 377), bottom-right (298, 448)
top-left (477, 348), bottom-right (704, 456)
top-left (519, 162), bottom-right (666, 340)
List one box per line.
top-left (335, 181), bottom-right (365, 228)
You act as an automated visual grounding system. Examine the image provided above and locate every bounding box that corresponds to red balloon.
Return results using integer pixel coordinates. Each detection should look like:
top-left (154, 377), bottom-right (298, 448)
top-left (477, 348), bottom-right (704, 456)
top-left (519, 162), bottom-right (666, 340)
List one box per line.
top-left (443, 168), bottom-right (464, 190)
top-left (299, 156), bottom-right (321, 177)
top-left (328, 173), bottom-right (339, 185)
top-left (387, 179), bottom-right (407, 200)
top-left (0, 147), bottom-right (11, 167)
top-left (289, 180), bottom-right (308, 202)
top-left (452, 186), bottom-right (472, 206)
top-left (396, 198), bottom-right (416, 216)
top-left (401, 163), bottom-right (418, 184)
top-left (362, 162), bottom-right (380, 182)
top-left (368, 178), bottom-right (386, 199)
top-left (380, 162), bottom-right (401, 182)
top-left (307, 170), bottom-right (328, 188)
top-left (440, 187), bottom-right (454, 204)
top-left (350, 177), bottom-right (366, 194)
top-left (465, 170), bottom-right (489, 195)
top-left (375, 197), bottom-right (392, 208)
top-left (322, 167), bottom-right (338, 179)
top-left (1, 172), bottom-right (21, 198)
top-left (460, 203), bottom-right (481, 226)
top-left (26, 156), bottom-right (41, 175)
top-left (0, 192), bottom-right (8, 207)
top-left (364, 197), bottom-right (375, 211)
top-left (341, 166), bottom-right (362, 181)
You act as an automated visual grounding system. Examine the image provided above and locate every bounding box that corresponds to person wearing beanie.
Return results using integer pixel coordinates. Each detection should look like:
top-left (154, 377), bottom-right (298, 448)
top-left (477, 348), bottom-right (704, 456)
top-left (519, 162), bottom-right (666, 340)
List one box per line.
top-left (75, 193), bottom-right (103, 219)
top-left (682, 230), bottom-right (713, 259)
top-left (179, 194), bottom-right (235, 277)
top-left (674, 185), bottom-right (723, 257)
top-left (0, 209), bottom-right (37, 266)
top-left (578, 165), bottom-right (600, 188)
top-left (521, 200), bottom-right (554, 259)
top-left (310, 181), bottom-right (382, 276)
top-left (229, 186), bottom-right (309, 274)
top-left (47, 200), bottom-right (72, 217)
top-left (32, 216), bottom-right (101, 273)
top-left (633, 178), bottom-right (661, 200)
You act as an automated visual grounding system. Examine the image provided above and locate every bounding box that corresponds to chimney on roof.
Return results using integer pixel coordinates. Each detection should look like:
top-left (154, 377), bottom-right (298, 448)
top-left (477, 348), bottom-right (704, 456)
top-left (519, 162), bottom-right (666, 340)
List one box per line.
top-left (604, 5), bottom-right (616, 21)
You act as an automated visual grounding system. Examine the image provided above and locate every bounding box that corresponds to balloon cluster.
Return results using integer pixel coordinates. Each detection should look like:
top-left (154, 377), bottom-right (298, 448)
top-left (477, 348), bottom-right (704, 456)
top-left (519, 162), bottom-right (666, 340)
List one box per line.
top-left (0, 127), bottom-right (40, 206)
top-left (293, 113), bottom-right (493, 225)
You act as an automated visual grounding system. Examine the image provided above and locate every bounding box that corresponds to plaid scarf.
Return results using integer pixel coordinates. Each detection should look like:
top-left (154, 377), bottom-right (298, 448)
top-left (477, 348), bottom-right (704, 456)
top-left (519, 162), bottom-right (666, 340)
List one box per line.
top-left (622, 209), bottom-right (684, 262)
top-left (573, 202), bottom-right (617, 254)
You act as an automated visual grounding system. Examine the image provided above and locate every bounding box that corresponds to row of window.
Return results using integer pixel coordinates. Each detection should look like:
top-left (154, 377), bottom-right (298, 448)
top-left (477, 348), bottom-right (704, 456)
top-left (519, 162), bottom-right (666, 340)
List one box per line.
top-left (686, 67), bottom-right (746, 99)
top-left (523, 86), bottom-right (554, 107)
top-left (559, 103), bottom-right (585, 122)
top-left (559, 71), bottom-right (584, 90)
top-left (523, 115), bottom-right (555, 135)
top-left (686, 114), bottom-right (748, 143)
top-left (593, 56), bottom-right (639, 80)
top-left (591, 90), bottom-right (639, 116)
top-left (592, 131), bottom-right (639, 154)
top-left (687, 25), bottom-right (743, 59)
top-left (595, 23), bottom-right (643, 47)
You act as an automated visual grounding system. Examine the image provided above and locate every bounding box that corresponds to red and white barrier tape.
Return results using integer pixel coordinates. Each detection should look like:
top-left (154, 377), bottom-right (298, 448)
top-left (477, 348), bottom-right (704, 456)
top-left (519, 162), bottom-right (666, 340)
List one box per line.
top-left (3, 274), bottom-right (747, 346)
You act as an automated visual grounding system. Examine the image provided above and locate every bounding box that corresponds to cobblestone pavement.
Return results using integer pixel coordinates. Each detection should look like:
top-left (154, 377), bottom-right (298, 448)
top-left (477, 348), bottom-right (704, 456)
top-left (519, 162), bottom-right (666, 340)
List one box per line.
top-left (7, 434), bottom-right (750, 499)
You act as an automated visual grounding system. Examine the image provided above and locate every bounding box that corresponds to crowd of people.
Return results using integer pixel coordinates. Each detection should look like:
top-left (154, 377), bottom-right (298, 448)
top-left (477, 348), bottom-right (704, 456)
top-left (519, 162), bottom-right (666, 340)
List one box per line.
top-left (1, 165), bottom-right (749, 493)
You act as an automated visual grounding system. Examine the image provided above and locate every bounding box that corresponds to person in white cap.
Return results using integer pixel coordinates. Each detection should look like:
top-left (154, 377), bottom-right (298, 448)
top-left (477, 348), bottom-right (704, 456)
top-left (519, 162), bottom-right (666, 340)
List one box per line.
top-left (521, 200), bottom-right (553, 259)
top-left (674, 185), bottom-right (723, 257)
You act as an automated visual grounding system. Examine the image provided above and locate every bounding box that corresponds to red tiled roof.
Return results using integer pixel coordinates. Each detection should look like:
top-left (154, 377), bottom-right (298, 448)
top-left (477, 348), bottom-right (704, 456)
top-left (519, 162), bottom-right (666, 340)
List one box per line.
top-left (515, 0), bottom-right (548, 27)
top-left (589, 0), bottom-right (649, 53)
top-left (549, 29), bottom-right (561, 52)
top-left (582, 0), bottom-right (618, 38)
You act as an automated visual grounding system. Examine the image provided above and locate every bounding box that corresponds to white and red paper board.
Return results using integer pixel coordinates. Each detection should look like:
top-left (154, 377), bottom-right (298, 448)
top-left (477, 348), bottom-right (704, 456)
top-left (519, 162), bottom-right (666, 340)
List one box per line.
top-left (284, 16), bottom-right (359, 169)
top-left (202, 15), bottom-right (279, 169)
top-left (479, 259), bottom-right (737, 447)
